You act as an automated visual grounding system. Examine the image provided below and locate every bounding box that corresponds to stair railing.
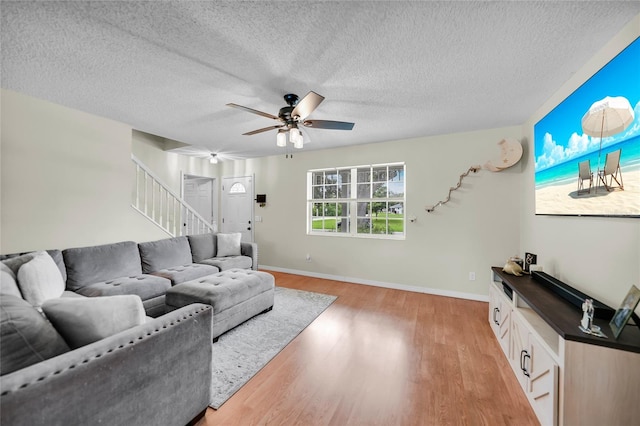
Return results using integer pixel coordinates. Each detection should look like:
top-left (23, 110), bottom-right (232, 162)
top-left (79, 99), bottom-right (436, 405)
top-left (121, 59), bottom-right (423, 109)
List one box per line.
top-left (131, 154), bottom-right (215, 237)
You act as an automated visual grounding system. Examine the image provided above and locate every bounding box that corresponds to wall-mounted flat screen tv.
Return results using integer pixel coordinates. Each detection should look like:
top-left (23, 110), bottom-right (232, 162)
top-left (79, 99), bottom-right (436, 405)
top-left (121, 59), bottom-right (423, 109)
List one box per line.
top-left (534, 37), bottom-right (639, 217)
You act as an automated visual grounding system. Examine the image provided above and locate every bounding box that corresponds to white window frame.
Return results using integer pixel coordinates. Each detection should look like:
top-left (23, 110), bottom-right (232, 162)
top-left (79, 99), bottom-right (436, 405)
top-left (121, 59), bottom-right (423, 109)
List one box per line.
top-left (307, 162), bottom-right (406, 240)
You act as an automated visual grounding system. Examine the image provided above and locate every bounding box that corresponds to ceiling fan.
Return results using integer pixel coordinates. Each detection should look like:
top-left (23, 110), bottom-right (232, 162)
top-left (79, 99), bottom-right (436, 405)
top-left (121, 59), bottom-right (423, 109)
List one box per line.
top-left (226, 91), bottom-right (355, 149)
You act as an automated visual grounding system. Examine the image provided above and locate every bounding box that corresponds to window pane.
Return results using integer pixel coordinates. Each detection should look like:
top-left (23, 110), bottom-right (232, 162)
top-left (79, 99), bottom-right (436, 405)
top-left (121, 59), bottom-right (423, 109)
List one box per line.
top-left (313, 186), bottom-right (323, 199)
top-left (339, 170), bottom-right (351, 184)
top-left (357, 183), bottom-right (370, 198)
top-left (313, 172), bottom-right (324, 186)
top-left (357, 167), bottom-right (371, 183)
top-left (229, 182), bottom-right (246, 194)
top-left (339, 184), bottom-right (350, 198)
top-left (356, 202), bottom-right (370, 234)
top-left (389, 166), bottom-right (403, 182)
top-left (373, 167), bottom-right (387, 182)
top-left (312, 203), bottom-right (323, 218)
top-left (388, 166), bottom-right (404, 197)
top-left (325, 185), bottom-right (337, 199)
top-left (325, 171), bottom-right (338, 184)
top-left (372, 182), bottom-right (387, 198)
top-left (337, 202), bottom-right (350, 233)
top-left (389, 202), bottom-right (404, 234)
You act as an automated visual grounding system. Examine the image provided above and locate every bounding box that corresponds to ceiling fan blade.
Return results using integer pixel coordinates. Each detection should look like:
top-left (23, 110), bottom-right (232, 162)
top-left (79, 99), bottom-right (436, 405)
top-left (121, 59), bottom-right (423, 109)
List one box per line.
top-left (227, 103), bottom-right (280, 121)
top-left (303, 120), bottom-right (355, 130)
top-left (242, 125), bottom-right (284, 136)
top-left (291, 91), bottom-right (325, 120)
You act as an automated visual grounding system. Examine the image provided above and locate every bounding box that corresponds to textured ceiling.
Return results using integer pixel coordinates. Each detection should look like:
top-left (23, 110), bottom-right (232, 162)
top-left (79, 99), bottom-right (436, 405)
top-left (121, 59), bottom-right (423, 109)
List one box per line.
top-left (2, 1), bottom-right (639, 160)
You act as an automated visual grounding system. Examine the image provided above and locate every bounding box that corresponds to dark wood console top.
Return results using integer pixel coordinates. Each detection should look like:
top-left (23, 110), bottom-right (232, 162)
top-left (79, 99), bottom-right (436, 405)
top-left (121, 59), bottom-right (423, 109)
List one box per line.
top-left (492, 267), bottom-right (640, 354)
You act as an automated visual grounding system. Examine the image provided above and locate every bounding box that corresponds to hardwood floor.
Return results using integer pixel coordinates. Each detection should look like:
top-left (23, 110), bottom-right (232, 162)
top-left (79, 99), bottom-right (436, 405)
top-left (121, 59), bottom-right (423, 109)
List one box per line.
top-left (195, 271), bottom-right (538, 426)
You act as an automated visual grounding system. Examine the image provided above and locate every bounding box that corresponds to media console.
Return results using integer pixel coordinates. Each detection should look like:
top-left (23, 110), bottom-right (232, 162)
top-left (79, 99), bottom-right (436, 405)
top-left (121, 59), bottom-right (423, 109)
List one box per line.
top-left (489, 267), bottom-right (640, 426)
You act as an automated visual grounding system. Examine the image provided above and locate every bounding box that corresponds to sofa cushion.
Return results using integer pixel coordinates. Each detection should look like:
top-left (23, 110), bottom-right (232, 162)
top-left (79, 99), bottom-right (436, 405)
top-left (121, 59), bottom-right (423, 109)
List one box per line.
top-left (1, 252), bottom-right (36, 276)
top-left (138, 236), bottom-right (193, 274)
top-left (0, 294), bottom-right (70, 375)
top-left (0, 263), bottom-right (22, 298)
top-left (151, 264), bottom-right (219, 286)
top-left (74, 274), bottom-right (171, 300)
top-left (63, 241), bottom-right (143, 291)
top-left (187, 234), bottom-right (216, 263)
top-left (200, 255), bottom-right (253, 271)
top-left (16, 251), bottom-right (65, 308)
top-left (216, 233), bottom-right (242, 257)
top-left (42, 295), bottom-right (146, 349)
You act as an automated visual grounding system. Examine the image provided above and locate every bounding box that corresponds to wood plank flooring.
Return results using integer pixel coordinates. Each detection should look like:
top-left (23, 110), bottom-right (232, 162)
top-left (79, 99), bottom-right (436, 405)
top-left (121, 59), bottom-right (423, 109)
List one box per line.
top-left (195, 271), bottom-right (538, 426)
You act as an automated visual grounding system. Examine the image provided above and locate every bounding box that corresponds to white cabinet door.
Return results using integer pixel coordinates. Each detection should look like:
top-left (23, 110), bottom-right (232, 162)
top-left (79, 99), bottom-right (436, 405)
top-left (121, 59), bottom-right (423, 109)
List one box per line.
top-left (510, 312), bottom-right (558, 426)
top-left (527, 335), bottom-right (558, 426)
top-left (489, 283), bottom-right (512, 355)
top-left (509, 312), bottom-right (530, 390)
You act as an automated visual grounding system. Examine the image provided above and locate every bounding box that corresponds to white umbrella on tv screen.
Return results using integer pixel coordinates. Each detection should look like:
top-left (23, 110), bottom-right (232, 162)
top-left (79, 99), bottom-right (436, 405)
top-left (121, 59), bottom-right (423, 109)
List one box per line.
top-left (581, 96), bottom-right (635, 174)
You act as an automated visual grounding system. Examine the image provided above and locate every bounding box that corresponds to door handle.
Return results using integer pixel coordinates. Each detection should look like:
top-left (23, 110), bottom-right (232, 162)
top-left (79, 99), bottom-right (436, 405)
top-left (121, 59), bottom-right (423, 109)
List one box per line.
top-left (247, 227), bottom-right (251, 231)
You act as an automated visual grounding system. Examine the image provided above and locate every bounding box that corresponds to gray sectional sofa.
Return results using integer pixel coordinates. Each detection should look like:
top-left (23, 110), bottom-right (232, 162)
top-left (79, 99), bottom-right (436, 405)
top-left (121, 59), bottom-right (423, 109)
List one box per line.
top-left (0, 232), bottom-right (262, 425)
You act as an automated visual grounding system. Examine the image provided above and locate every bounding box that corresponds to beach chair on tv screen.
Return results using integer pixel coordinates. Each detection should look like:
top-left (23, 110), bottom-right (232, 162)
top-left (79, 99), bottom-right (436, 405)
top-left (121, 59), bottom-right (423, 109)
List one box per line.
top-left (597, 149), bottom-right (623, 192)
top-left (577, 159), bottom-right (593, 195)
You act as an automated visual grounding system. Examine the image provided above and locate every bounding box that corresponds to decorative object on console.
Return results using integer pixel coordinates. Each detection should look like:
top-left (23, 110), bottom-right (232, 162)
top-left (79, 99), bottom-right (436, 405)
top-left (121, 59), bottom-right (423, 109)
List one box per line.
top-left (579, 298), bottom-right (607, 338)
top-left (610, 284), bottom-right (640, 340)
top-left (524, 252), bottom-right (537, 273)
top-left (502, 259), bottom-right (523, 276)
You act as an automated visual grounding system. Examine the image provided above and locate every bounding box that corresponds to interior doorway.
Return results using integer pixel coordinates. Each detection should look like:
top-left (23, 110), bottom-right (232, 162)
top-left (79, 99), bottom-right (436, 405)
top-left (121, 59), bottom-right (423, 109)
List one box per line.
top-left (221, 175), bottom-right (254, 242)
top-left (182, 174), bottom-right (218, 232)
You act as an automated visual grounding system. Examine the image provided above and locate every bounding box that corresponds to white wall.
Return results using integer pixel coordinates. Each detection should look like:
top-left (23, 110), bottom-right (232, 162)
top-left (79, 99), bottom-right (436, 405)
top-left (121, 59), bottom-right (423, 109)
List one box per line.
top-left (220, 125), bottom-right (524, 299)
top-left (131, 131), bottom-right (216, 194)
top-left (0, 89), bottom-right (169, 253)
top-left (520, 16), bottom-right (640, 309)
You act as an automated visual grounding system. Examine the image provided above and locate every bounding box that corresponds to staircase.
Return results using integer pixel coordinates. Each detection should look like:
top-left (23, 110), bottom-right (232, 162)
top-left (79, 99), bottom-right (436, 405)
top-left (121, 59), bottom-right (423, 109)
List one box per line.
top-left (131, 154), bottom-right (215, 237)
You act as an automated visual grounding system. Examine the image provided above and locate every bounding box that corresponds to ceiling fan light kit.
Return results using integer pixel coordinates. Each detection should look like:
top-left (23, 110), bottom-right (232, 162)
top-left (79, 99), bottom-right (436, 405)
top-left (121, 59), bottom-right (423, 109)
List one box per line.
top-left (227, 91), bottom-right (355, 153)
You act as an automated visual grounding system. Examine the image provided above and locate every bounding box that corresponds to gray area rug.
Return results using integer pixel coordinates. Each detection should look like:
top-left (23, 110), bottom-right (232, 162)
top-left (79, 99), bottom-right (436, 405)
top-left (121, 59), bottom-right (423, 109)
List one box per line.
top-left (210, 287), bottom-right (337, 409)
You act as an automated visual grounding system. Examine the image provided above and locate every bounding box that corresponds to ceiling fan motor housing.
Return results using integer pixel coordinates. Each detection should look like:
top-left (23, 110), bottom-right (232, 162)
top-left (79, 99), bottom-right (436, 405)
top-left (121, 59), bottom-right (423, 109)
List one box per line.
top-left (283, 93), bottom-right (299, 106)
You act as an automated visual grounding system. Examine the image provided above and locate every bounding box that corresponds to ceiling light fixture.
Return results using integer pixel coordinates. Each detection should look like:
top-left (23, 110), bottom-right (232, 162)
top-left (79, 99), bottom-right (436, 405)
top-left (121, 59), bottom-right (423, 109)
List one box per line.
top-left (289, 126), bottom-right (304, 149)
top-left (209, 153), bottom-right (218, 164)
top-left (276, 129), bottom-right (287, 147)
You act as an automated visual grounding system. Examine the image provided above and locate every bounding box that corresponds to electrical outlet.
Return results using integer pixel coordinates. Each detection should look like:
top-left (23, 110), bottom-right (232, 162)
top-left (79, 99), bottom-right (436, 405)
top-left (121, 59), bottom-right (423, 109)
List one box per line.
top-left (469, 272), bottom-right (476, 281)
top-left (305, 254), bottom-right (311, 262)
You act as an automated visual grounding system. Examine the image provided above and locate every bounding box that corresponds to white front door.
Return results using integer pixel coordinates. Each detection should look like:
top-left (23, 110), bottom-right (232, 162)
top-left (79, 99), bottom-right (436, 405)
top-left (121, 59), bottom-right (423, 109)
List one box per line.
top-left (221, 175), bottom-right (254, 242)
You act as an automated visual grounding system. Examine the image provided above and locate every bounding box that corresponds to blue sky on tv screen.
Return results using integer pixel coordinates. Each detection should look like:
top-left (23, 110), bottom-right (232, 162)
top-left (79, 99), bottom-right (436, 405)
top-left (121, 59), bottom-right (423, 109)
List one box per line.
top-left (534, 37), bottom-right (640, 179)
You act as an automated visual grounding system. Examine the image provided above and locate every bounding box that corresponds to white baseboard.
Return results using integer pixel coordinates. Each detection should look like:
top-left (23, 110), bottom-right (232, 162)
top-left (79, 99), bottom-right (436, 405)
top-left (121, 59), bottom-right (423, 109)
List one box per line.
top-left (259, 265), bottom-right (489, 303)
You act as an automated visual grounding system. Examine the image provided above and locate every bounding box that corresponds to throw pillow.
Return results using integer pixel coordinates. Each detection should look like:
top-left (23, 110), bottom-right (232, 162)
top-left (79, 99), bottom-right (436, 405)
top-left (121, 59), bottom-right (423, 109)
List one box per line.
top-left (216, 233), bottom-right (242, 257)
top-left (42, 295), bottom-right (146, 349)
top-left (1, 263), bottom-right (23, 298)
top-left (16, 251), bottom-right (66, 308)
top-left (2, 252), bottom-right (36, 276)
top-left (0, 294), bottom-right (70, 375)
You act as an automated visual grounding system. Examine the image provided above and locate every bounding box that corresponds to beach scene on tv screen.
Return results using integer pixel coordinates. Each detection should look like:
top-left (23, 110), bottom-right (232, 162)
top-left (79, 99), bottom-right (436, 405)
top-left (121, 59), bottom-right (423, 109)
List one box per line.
top-left (534, 37), bottom-right (640, 217)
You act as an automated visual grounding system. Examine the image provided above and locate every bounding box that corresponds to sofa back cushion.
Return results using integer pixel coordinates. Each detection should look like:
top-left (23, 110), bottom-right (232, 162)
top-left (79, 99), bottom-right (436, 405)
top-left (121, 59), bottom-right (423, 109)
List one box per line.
top-left (0, 294), bottom-right (70, 375)
top-left (63, 241), bottom-right (142, 291)
top-left (138, 236), bottom-right (193, 273)
top-left (187, 234), bottom-right (217, 263)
